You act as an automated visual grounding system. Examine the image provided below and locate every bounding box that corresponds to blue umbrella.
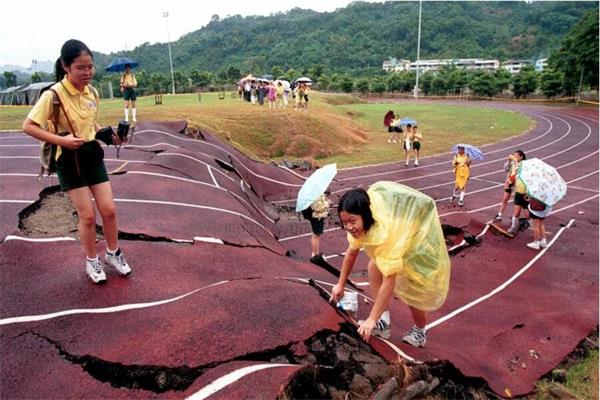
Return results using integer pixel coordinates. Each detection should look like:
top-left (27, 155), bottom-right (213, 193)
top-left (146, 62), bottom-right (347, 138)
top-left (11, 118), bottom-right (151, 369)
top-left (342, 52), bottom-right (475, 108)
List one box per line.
top-left (399, 118), bottom-right (417, 125)
top-left (452, 143), bottom-right (484, 160)
top-left (105, 57), bottom-right (139, 72)
top-left (296, 163), bottom-right (337, 212)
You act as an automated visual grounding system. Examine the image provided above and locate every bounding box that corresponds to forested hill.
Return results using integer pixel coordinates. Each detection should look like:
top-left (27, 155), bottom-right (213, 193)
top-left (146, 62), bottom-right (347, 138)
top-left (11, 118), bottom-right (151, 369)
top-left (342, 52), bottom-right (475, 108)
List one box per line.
top-left (97, 1), bottom-right (597, 75)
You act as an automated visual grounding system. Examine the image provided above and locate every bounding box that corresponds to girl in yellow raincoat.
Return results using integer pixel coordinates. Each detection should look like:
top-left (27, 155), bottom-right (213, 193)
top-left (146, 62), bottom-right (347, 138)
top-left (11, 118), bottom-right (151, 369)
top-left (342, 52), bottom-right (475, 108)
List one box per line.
top-left (331, 181), bottom-right (451, 347)
top-left (451, 146), bottom-right (472, 207)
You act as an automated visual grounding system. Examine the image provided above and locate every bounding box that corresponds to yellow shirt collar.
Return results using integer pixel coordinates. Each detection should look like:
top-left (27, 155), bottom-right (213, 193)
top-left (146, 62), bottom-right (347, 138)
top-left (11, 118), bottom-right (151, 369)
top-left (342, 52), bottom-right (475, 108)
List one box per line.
top-left (61, 77), bottom-right (90, 96)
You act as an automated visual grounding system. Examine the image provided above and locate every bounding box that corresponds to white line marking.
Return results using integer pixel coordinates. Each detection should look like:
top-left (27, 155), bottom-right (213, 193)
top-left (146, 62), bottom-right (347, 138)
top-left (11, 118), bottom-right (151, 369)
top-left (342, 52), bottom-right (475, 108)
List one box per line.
top-left (156, 153), bottom-right (235, 182)
top-left (3, 235), bottom-right (77, 243)
top-left (207, 166), bottom-right (219, 187)
top-left (426, 219), bottom-right (576, 330)
top-left (186, 364), bottom-right (299, 400)
top-left (113, 198), bottom-right (274, 237)
top-left (569, 186), bottom-right (600, 193)
top-left (193, 236), bottom-right (224, 244)
top-left (0, 199), bottom-right (33, 204)
top-left (0, 280), bottom-right (229, 326)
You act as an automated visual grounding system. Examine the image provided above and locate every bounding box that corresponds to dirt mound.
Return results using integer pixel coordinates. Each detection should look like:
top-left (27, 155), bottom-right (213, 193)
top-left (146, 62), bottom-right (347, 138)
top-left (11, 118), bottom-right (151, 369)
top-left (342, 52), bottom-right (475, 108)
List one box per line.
top-left (18, 186), bottom-right (78, 237)
top-left (187, 105), bottom-right (368, 161)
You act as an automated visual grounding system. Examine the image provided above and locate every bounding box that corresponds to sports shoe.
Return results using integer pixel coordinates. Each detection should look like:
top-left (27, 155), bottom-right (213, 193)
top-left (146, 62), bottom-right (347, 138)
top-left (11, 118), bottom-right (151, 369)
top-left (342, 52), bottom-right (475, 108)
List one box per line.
top-left (507, 227), bottom-right (517, 236)
top-left (527, 241), bottom-right (541, 250)
top-left (539, 238), bottom-right (548, 248)
top-left (458, 200), bottom-right (464, 207)
top-left (402, 325), bottom-right (427, 347)
top-left (387, 139), bottom-right (392, 143)
top-left (494, 213), bottom-right (503, 221)
top-left (105, 248), bottom-right (132, 276)
top-left (86, 257), bottom-right (107, 284)
top-left (414, 160), bottom-right (419, 167)
top-left (450, 195), bottom-right (456, 203)
top-left (358, 317), bottom-right (391, 339)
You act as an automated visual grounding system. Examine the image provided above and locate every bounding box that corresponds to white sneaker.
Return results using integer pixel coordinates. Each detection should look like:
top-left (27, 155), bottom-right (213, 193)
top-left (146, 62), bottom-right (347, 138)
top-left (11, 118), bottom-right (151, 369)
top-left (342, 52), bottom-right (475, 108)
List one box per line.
top-left (387, 139), bottom-right (392, 143)
top-left (527, 241), bottom-right (541, 250)
top-left (86, 257), bottom-right (107, 284)
top-left (539, 239), bottom-right (548, 248)
top-left (402, 325), bottom-right (427, 347)
top-left (414, 160), bottom-right (419, 167)
top-left (105, 248), bottom-right (132, 276)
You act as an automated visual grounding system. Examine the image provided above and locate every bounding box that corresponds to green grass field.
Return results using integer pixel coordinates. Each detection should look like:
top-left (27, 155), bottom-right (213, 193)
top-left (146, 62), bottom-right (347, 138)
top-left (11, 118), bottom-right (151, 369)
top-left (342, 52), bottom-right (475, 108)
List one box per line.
top-left (1, 91), bottom-right (534, 167)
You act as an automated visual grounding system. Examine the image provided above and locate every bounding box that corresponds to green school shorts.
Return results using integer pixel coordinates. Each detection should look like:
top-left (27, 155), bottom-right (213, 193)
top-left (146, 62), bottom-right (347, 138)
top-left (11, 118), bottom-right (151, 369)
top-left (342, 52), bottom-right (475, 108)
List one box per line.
top-left (123, 87), bottom-right (137, 101)
top-left (56, 141), bottom-right (109, 191)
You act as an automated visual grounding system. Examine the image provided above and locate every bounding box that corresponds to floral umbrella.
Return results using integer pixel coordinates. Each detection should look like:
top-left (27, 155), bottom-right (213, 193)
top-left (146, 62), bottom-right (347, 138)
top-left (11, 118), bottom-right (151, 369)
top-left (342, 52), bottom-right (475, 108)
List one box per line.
top-left (517, 158), bottom-right (567, 206)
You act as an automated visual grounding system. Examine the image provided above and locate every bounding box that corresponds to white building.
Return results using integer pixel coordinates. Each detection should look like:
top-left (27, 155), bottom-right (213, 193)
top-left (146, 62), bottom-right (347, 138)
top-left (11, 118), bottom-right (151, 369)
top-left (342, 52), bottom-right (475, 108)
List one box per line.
top-left (409, 58), bottom-right (500, 73)
top-left (382, 58), bottom-right (412, 72)
top-left (535, 58), bottom-right (548, 72)
top-left (503, 60), bottom-right (533, 74)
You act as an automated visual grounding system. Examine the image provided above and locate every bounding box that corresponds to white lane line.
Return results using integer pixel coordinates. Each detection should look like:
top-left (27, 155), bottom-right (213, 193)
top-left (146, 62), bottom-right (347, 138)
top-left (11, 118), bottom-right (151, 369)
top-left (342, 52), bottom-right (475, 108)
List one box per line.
top-left (134, 129), bottom-right (303, 187)
top-left (336, 112), bottom-right (554, 181)
top-left (569, 186), bottom-right (600, 193)
top-left (549, 193), bottom-right (599, 215)
top-left (194, 236), bottom-right (224, 244)
top-left (113, 198), bottom-right (274, 237)
top-left (156, 153), bottom-right (235, 182)
top-left (0, 173), bottom-right (38, 177)
top-left (4, 235), bottom-right (76, 243)
top-left (425, 219), bottom-right (576, 330)
top-left (124, 171), bottom-right (276, 224)
top-left (0, 280), bottom-right (229, 326)
top-left (0, 144), bottom-right (38, 147)
top-left (186, 364), bottom-right (299, 400)
top-left (207, 166), bottom-right (219, 188)
top-left (0, 199), bottom-right (33, 204)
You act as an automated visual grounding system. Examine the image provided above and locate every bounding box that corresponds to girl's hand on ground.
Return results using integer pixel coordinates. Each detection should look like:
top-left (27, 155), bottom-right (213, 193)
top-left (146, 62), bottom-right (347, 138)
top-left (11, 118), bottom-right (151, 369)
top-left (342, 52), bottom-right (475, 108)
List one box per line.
top-left (61, 134), bottom-right (85, 150)
top-left (358, 318), bottom-right (376, 341)
top-left (330, 283), bottom-right (345, 303)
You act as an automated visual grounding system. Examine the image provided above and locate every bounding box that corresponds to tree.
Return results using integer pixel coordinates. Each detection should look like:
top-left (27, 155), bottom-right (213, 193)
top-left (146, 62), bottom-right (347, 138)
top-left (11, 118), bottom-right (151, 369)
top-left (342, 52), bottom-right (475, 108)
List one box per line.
top-left (3, 71), bottom-right (17, 87)
top-left (371, 78), bottom-right (387, 94)
top-left (548, 10), bottom-right (599, 93)
top-left (190, 70), bottom-right (213, 88)
top-left (540, 69), bottom-right (563, 99)
top-left (355, 77), bottom-right (370, 94)
top-left (30, 72), bottom-right (42, 83)
top-left (271, 65), bottom-right (284, 79)
top-left (419, 72), bottom-right (434, 95)
top-left (339, 75), bottom-right (354, 93)
top-left (469, 71), bottom-right (495, 97)
top-left (387, 73), bottom-right (404, 92)
top-left (494, 69), bottom-right (512, 94)
top-left (512, 66), bottom-right (538, 98)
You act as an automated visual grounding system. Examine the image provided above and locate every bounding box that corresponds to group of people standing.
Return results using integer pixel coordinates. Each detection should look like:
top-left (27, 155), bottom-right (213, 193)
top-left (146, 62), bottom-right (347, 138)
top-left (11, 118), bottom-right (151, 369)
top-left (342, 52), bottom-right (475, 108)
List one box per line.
top-left (385, 112), bottom-right (422, 167)
top-left (240, 80), bottom-right (310, 111)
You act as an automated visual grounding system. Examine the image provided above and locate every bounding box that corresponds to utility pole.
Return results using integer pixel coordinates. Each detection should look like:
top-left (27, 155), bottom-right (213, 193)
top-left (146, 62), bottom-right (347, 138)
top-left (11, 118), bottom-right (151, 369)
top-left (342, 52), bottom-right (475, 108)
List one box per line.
top-left (163, 11), bottom-right (176, 95)
top-left (414, 0), bottom-right (422, 98)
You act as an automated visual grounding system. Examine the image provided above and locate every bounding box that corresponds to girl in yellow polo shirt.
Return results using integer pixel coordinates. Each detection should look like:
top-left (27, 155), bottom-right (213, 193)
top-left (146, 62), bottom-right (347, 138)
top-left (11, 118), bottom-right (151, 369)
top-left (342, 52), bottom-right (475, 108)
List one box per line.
top-left (22, 39), bottom-right (132, 284)
top-left (451, 146), bottom-right (471, 207)
top-left (120, 65), bottom-right (137, 123)
top-left (331, 182), bottom-right (451, 347)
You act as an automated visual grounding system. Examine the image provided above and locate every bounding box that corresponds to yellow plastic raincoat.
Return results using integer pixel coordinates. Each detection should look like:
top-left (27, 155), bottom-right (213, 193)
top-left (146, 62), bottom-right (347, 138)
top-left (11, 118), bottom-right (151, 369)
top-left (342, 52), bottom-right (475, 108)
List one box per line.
top-left (346, 181), bottom-right (451, 311)
top-left (453, 153), bottom-right (471, 190)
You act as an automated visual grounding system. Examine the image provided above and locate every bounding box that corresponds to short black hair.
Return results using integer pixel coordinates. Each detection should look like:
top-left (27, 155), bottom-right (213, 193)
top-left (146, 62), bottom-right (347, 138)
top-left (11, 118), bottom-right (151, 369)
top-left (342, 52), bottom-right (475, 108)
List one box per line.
top-left (337, 188), bottom-right (375, 231)
top-left (515, 150), bottom-right (526, 160)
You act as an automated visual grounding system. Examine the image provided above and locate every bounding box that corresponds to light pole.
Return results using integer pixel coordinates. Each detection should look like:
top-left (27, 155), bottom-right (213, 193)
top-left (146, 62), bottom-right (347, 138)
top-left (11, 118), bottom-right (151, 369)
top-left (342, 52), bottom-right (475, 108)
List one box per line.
top-left (31, 59), bottom-right (37, 74)
top-left (163, 11), bottom-right (176, 95)
top-left (414, 0), bottom-right (422, 98)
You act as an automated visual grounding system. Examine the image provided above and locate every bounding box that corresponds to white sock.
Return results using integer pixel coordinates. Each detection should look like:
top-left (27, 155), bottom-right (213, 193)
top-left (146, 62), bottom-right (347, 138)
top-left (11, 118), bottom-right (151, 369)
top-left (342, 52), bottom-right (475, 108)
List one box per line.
top-left (86, 255), bottom-right (99, 262)
top-left (459, 191), bottom-right (465, 202)
top-left (452, 189), bottom-right (457, 197)
top-left (380, 310), bottom-right (391, 324)
top-left (511, 216), bottom-right (518, 229)
top-left (132, 108), bottom-right (137, 121)
top-left (106, 247), bottom-right (118, 255)
top-left (124, 108), bottom-right (129, 121)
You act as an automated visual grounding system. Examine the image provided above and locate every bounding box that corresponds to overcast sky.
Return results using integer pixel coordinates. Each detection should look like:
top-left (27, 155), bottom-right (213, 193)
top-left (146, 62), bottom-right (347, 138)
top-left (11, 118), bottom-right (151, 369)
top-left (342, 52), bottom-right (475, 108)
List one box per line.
top-left (1, 0), bottom-right (362, 67)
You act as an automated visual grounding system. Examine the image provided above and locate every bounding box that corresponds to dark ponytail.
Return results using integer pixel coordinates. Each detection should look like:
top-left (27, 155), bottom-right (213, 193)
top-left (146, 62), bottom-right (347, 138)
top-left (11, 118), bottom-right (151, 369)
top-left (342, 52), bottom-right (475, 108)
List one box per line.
top-left (54, 39), bottom-right (93, 82)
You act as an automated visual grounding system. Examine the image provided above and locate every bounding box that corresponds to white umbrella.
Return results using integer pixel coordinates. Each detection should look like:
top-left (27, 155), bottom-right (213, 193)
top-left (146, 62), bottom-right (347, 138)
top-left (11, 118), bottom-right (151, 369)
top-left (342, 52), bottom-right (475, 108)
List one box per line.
top-left (518, 158), bottom-right (567, 206)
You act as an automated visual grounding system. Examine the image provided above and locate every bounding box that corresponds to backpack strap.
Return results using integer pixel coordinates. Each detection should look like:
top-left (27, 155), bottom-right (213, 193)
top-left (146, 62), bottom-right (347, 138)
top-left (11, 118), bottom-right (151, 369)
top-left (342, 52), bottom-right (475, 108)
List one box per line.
top-left (50, 87), bottom-right (77, 137)
top-left (49, 90), bottom-right (60, 134)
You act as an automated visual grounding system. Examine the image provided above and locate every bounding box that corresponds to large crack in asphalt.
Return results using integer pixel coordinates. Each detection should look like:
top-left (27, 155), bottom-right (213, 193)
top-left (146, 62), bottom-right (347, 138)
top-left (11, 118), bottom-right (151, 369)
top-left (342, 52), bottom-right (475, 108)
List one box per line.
top-left (28, 322), bottom-right (393, 395)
